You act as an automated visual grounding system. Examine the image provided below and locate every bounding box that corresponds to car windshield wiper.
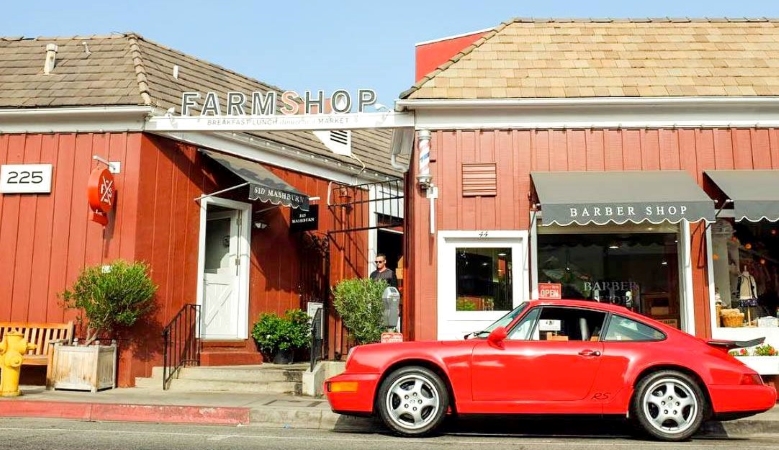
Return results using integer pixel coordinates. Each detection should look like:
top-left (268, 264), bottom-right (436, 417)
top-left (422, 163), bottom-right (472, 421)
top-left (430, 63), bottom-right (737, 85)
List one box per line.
top-left (464, 329), bottom-right (490, 339)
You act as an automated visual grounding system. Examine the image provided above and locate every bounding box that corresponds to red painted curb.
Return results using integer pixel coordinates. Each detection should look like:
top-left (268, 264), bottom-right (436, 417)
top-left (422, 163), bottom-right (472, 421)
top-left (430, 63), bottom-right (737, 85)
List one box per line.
top-left (0, 401), bottom-right (250, 425)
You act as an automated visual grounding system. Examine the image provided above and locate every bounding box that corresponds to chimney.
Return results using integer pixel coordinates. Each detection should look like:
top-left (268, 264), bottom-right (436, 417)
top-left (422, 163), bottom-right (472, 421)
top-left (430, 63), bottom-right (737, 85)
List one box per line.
top-left (43, 43), bottom-right (58, 75)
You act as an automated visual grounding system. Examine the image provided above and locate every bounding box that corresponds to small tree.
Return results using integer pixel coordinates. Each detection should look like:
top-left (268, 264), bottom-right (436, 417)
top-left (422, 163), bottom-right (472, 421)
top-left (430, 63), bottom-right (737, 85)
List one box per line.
top-left (333, 278), bottom-right (387, 345)
top-left (60, 260), bottom-right (157, 345)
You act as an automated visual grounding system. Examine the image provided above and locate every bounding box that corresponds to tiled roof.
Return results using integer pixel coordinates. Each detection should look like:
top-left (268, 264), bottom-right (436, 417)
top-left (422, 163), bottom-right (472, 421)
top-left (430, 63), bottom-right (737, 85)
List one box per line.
top-left (402, 18), bottom-right (779, 99)
top-left (0, 34), bottom-right (401, 177)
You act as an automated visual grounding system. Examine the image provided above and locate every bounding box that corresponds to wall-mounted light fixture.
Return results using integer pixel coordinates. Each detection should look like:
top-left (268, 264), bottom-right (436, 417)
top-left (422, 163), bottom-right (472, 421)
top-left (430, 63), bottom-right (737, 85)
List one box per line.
top-left (253, 219), bottom-right (269, 230)
top-left (416, 173), bottom-right (432, 189)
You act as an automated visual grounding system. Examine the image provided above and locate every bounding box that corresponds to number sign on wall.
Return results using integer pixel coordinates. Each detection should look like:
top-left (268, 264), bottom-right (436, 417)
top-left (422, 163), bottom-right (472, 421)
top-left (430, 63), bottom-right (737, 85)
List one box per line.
top-left (0, 164), bottom-right (53, 194)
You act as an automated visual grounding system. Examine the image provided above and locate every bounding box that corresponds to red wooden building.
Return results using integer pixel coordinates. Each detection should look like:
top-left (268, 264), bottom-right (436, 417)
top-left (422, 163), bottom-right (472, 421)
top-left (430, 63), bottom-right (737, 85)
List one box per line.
top-left (397, 18), bottom-right (779, 375)
top-left (0, 34), bottom-right (403, 386)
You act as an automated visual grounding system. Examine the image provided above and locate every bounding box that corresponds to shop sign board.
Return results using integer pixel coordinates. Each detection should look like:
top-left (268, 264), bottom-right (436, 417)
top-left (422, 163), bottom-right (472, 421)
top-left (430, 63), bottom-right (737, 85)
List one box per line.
top-left (0, 164), bottom-right (53, 194)
top-left (181, 89), bottom-right (379, 116)
top-left (144, 88), bottom-right (415, 132)
top-left (538, 282), bottom-right (562, 299)
top-left (290, 204), bottom-right (319, 232)
top-left (87, 167), bottom-right (116, 226)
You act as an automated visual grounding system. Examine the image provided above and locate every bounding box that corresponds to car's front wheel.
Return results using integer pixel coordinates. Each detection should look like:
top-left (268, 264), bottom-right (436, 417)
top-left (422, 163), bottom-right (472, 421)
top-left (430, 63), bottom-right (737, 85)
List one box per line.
top-left (630, 370), bottom-right (707, 441)
top-left (376, 366), bottom-right (449, 437)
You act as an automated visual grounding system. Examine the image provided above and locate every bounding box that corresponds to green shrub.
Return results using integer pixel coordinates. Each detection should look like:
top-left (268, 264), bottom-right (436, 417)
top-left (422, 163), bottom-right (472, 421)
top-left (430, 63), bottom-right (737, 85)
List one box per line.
top-left (251, 309), bottom-right (311, 354)
top-left (333, 278), bottom-right (387, 345)
top-left (60, 260), bottom-right (157, 345)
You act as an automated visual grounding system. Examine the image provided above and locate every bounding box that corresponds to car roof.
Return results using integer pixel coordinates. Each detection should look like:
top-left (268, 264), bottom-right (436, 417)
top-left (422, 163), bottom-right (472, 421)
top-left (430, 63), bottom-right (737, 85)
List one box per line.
top-left (526, 298), bottom-right (634, 314)
top-left (523, 298), bottom-right (683, 333)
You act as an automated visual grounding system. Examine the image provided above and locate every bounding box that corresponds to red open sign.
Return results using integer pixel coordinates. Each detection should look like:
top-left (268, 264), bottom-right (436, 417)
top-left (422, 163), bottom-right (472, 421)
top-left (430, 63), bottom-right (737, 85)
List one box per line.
top-left (538, 282), bottom-right (562, 299)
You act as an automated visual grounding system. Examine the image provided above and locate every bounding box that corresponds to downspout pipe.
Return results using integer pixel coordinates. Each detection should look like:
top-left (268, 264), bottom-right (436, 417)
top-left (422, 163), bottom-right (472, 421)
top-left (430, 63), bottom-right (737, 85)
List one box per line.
top-left (390, 128), bottom-right (413, 172)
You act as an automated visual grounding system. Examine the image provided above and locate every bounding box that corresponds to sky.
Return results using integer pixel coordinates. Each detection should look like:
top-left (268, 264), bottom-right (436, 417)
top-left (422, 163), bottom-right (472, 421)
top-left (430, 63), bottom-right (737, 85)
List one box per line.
top-left (3, 1), bottom-right (779, 107)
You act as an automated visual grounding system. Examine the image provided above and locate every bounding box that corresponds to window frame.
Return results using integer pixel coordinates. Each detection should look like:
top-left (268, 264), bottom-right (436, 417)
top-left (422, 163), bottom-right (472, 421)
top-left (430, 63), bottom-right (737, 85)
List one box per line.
top-left (506, 305), bottom-right (608, 342)
top-left (600, 313), bottom-right (667, 343)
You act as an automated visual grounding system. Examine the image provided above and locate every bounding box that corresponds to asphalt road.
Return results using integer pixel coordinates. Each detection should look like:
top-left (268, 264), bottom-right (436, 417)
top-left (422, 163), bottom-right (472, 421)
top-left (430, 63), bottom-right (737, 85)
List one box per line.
top-left (1, 418), bottom-right (778, 450)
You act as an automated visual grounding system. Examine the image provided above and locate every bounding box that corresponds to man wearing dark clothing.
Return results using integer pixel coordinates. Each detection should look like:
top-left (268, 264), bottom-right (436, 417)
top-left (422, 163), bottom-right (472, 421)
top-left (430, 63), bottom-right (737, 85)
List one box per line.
top-left (370, 253), bottom-right (398, 288)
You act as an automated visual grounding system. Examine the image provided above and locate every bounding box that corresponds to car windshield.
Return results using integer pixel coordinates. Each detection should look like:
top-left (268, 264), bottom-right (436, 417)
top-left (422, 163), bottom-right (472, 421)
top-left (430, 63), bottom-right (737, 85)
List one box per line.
top-left (469, 302), bottom-right (529, 338)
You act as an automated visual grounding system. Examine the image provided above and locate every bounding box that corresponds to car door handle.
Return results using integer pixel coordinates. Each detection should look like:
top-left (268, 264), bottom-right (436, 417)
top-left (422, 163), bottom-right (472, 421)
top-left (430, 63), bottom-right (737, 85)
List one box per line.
top-left (578, 349), bottom-right (601, 357)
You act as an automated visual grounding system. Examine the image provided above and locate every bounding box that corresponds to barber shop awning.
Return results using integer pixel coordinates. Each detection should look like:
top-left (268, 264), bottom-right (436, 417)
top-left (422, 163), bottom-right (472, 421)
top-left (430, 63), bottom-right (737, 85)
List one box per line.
top-left (704, 170), bottom-right (779, 222)
top-left (201, 149), bottom-right (309, 211)
top-left (530, 171), bottom-right (715, 226)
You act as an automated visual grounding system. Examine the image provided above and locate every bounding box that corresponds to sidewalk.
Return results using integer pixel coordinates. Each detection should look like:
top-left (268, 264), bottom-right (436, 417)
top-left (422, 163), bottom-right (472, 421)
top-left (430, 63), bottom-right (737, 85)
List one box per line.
top-left (0, 385), bottom-right (777, 437)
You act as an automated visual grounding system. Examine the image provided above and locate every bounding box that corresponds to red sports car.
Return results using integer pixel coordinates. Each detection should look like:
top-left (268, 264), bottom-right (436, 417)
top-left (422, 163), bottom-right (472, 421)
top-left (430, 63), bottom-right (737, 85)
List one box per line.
top-left (325, 299), bottom-right (776, 441)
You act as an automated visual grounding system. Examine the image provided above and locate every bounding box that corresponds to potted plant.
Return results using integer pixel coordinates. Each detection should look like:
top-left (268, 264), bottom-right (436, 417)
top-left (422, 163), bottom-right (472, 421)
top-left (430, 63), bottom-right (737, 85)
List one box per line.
top-left (53, 259), bottom-right (157, 391)
top-left (251, 309), bottom-right (311, 364)
top-left (333, 278), bottom-right (387, 347)
top-left (730, 343), bottom-right (779, 375)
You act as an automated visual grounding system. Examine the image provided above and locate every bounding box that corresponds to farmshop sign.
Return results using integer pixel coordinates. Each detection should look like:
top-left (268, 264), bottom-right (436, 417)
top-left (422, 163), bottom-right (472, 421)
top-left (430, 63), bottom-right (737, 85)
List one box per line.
top-left (181, 89), bottom-right (379, 116)
top-left (145, 89), bottom-right (414, 132)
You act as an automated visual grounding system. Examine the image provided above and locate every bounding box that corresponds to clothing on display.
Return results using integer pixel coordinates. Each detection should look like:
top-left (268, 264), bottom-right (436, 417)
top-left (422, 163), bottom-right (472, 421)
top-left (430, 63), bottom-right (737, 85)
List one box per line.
top-left (737, 269), bottom-right (758, 300)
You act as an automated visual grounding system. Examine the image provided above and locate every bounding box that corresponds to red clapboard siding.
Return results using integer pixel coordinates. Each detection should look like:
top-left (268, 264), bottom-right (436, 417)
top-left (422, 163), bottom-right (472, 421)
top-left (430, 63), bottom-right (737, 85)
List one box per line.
top-left (405, 127), bottom-right (777, 341)
top-left (0, 132), bottom-right (140, 327)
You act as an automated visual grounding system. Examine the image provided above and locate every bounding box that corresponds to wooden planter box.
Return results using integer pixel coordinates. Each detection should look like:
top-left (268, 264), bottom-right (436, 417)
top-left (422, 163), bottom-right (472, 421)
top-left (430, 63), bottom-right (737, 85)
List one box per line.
top-left (48, 343), bottom-right (117, 392)
top-left (736, 356), bottom-right (779, 375)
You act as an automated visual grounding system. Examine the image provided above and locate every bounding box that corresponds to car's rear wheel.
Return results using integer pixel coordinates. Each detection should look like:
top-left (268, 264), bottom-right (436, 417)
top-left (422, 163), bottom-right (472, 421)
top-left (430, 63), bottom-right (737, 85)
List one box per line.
top-left (376, 366), bottom-right (449, 437)
top-left (630, 370), bottom-right (706, 441)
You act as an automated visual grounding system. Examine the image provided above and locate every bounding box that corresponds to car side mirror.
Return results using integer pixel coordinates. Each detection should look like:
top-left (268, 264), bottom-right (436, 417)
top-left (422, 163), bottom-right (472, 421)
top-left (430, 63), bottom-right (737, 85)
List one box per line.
top-left (487, 326), bottom-right (508, 348)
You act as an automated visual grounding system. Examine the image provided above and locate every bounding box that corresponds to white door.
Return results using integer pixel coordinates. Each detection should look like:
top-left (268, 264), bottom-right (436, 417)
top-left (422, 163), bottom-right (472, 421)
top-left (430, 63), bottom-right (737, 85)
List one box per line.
top-left (203, 210), bottom-right (241, 339)
top-left (437, 231), bottom-right (528, 341)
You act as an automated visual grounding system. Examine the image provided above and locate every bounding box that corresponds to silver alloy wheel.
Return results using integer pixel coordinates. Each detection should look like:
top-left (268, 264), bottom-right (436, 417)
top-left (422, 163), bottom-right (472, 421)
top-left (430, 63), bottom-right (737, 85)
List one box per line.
top-left (641, 376), bottom-right (699, 435)
top-left (383, 373), bottom-right (441, 431)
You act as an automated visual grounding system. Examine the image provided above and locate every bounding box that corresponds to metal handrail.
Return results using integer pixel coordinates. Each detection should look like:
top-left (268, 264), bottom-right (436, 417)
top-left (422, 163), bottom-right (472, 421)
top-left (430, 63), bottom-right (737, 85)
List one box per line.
top-left (162, 304), bottom-right (201, 390)
top-left (310, 307), bottom-right (324, 372)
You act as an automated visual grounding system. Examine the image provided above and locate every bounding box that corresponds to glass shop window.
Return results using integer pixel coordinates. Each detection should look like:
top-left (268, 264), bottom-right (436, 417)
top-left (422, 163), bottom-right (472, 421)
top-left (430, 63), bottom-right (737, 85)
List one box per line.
top-left (536, 232), bottom-right (680, 327)
top-left (456, 247), bottom-right (512, 312)
top-left (711, 219), bottom-right (779, 328)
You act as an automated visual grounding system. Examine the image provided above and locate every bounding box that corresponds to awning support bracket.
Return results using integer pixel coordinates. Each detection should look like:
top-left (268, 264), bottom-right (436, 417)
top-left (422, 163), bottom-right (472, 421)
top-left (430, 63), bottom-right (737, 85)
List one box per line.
top-left (194, 182), bottom-right (249, 203)
top-left (703, 199), bottom-right (733, 232)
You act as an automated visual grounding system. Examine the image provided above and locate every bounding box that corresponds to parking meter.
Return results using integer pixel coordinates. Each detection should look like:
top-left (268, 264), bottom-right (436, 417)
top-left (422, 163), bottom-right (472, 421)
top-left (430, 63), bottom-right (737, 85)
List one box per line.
top-left (382, 286), bottom-right (401, 328)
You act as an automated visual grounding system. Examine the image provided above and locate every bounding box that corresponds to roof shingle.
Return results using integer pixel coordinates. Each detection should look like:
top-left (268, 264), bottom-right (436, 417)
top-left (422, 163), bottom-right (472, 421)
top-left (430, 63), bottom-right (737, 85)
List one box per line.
top-left (0, 34), bottom-right (402, 178)
top-left (402, 18), bottom-right (779, 99)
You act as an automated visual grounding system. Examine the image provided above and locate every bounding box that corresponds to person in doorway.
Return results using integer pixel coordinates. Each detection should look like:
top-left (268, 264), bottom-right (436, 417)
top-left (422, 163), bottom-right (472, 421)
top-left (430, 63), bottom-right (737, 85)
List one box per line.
top-left (370, 253), bottom-right (398, 288)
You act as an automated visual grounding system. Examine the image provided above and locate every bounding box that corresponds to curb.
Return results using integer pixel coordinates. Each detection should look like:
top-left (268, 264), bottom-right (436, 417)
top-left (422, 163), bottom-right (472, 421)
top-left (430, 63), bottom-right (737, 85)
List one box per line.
top-left (0, 401), bottom-right (250, 425)
top-left (249, 408), bottom-right (377, 431)
top-left (701, 418), bottom-right (779, 437)
top-left (2, 400), bottom-right (778, 437)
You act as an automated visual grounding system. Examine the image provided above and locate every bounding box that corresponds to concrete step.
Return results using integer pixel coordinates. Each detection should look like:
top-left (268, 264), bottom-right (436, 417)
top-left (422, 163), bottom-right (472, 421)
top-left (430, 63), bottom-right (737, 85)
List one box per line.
top-left (159, 378), bottom-right (301, 394)
top-left (149, 365), bottom-right (305, 383)
top-left (138, 364), bottom-right (308, 394)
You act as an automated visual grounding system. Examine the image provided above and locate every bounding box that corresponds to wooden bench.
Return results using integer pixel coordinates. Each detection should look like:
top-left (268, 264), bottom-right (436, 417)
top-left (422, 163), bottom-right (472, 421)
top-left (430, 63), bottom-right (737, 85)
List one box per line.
top-left (0, 321), bottom-right (74, 386)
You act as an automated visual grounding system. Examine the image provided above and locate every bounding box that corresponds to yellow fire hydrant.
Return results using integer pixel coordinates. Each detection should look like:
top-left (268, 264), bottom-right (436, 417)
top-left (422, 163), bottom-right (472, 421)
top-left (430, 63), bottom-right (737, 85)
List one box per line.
top-left (0, 331), bottom-right (37, 397)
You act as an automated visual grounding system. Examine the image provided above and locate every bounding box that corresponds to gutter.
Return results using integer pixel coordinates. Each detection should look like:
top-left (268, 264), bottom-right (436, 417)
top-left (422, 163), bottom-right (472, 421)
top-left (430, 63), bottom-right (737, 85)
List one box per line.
top-left (0, 105), bottom-right (154, 119)
top-left (389, 128), bottom-right (414, 172)
top-left (0, 106), bottom-right (153, 133)
top-left (394, 96), bottom-right (779, 130)
top-left (395, 96), bottom-right (779, 111)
